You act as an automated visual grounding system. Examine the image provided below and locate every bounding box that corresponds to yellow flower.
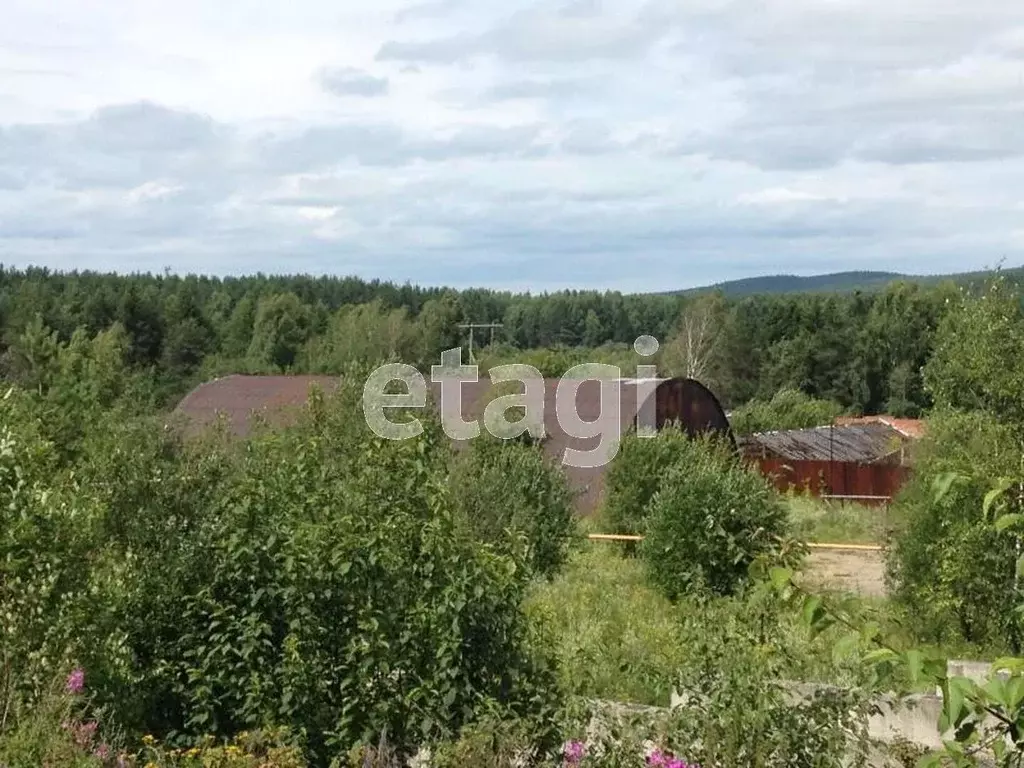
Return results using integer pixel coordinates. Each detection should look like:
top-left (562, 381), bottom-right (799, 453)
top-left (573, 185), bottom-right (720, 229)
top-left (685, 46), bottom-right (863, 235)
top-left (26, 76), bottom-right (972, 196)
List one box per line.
top-left (144, 762), bottom-right (158, 768)
top-left (142, 734), bottom-right (156, 745)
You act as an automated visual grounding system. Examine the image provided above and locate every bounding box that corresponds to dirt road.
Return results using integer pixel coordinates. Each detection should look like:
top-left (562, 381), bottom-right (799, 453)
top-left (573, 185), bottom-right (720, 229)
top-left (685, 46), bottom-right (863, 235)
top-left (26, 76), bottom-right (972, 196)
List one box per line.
top-left (803, 548), bottom-right (887, 597)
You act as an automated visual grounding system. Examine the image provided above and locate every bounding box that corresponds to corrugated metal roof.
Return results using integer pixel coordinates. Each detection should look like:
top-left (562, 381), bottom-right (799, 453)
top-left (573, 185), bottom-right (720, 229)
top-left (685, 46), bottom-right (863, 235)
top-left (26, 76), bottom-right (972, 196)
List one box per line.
top-left (833, 415), bottom-right (926, 439)
top-left (172, 374), bottom-right (341, 437)
top-left (739, 423), bottom-right (910, 464)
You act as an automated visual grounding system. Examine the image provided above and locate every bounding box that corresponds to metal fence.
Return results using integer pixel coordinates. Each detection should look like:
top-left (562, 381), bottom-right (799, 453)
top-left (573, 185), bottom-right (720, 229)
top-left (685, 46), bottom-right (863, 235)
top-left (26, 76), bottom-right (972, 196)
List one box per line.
top-left (753, 458), bottom-right (909, 504)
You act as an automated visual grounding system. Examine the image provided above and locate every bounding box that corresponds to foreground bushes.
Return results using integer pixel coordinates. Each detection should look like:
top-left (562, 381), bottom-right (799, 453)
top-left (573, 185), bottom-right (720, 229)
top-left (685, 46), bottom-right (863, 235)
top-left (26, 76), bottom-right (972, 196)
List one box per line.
top-left (886, 278), bottom-right (1024, 654)
top-left (603, 429), bottom-right (791, 600)
top-left (0, 378), bottom-right (565, 764)
top-left (887, 409), bottom-right (1023, 652)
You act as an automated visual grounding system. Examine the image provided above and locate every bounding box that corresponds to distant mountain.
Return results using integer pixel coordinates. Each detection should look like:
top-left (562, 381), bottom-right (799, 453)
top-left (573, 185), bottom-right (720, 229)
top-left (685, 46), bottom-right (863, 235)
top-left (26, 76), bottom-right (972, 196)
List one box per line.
top-left (676, 266), bottom-right (1024, 297)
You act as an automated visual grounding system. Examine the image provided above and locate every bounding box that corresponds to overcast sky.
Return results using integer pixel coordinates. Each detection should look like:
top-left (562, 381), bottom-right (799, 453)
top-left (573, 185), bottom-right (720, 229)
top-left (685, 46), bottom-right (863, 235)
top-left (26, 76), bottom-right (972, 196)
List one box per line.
top-left (1, 0), bottom-right (1022, 292)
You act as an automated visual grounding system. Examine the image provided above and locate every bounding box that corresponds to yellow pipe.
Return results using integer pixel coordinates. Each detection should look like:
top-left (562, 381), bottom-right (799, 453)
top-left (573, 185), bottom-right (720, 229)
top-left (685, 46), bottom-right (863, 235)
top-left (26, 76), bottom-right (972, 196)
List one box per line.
top-left (584, 533), bottom-right (882, 552)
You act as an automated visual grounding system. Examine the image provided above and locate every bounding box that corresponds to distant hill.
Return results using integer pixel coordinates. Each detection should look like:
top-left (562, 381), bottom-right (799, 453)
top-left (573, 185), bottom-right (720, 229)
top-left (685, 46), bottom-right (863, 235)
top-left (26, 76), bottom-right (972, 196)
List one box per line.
top-left (677, 266), bottom-right (1024, 297)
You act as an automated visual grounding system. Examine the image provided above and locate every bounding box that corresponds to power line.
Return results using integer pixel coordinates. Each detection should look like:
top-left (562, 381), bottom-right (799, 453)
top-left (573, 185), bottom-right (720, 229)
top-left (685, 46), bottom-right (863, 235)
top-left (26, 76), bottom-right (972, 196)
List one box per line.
top-left (457, 322), bottom-right (503, 363)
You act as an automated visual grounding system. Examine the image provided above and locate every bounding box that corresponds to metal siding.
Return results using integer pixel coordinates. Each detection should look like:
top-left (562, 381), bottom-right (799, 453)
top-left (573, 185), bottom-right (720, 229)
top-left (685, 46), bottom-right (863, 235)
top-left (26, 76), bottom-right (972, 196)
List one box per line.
top-left (652, 378), bottom-right (735, 448)
top-left (753, 457), bottom-right (910, 504)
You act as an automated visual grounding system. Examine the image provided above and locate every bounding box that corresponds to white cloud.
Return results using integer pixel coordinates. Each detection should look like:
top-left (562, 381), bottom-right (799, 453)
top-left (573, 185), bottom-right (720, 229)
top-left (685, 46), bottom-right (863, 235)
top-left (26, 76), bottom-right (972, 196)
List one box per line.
top-left (127, 180), bottom-right (184, 203)
top-left (317, 67), bottom-right (390, 97)
top-left (297, 206), bottom-right (340, 221)
top-left (738, 188), bottom-right (834, 206)
top-left (0, 0), bottom-right (1022, 290)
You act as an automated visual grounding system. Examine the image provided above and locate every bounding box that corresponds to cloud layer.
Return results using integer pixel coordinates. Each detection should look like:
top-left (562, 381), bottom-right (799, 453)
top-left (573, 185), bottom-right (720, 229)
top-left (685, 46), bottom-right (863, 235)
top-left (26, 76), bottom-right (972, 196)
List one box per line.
top-left (0, 0), bottom-right (1022, 290)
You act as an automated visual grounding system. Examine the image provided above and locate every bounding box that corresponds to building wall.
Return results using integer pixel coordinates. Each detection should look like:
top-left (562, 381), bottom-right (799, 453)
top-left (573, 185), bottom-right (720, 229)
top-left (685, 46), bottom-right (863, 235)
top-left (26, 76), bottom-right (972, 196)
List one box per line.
top-left (753, 457), bottom-right (910, 502)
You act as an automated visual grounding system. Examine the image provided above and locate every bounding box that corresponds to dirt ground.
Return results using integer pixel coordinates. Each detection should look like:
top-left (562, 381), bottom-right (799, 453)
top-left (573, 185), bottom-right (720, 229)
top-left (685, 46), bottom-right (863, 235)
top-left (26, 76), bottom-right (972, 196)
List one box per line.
top-left (803, 548), bottom-right (887, 598)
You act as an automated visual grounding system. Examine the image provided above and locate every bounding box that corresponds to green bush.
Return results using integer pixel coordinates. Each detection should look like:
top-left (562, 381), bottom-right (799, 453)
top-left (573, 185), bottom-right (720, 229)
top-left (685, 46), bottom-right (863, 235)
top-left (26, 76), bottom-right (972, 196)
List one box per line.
top-left (1, 376), bottom-right (563, 765)
top-left (665, 596), bottom-right (868, 767)
top-left (642, 439), bottom-right (790, 599)
top-left (601, 426), bottom-right (697, 535)
top-left (449, 435), bottom-right (576, 580)
top-left (729, 388), bottom-right (845, 435)
top-left (550, 582), bottom-right (870, 768)
top-left (887, 409), bottom-right (1023, 652)
top-left (0, 388), bottom-right (117, 712)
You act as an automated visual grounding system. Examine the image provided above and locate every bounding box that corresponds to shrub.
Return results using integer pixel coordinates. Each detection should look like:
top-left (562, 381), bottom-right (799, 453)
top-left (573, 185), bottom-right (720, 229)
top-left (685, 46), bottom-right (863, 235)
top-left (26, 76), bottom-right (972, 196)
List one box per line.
top-left (642, 438), bottom-right (789, 599)
top-left (729, 389), bottom-right (844, 435)
top-left (449, 435), bottom-right (576, 579)
top-left (0, 389), bottom-right (114, 714)
top-left (887, 409), bottom-right (1023, 652)
top-left (601, 426), bottom-right (698, 535)
top-left (118, 392), bottom-right (559, 760)
top-left (666, 595), bottom-right (869, 767)
top-left (1, 376), bottom-right (563, 765)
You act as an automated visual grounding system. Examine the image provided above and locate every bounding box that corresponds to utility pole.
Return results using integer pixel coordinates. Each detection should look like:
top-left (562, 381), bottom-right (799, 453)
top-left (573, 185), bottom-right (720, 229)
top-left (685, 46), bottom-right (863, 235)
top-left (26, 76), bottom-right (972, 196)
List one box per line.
top-left (457, 322), bottom-right (503, 363)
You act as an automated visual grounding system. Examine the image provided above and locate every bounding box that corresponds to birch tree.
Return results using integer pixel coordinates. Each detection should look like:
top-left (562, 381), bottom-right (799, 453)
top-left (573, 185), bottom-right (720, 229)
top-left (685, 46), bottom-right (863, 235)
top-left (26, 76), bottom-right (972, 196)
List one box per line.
top-left (661, 292), bottom-right (727, 383)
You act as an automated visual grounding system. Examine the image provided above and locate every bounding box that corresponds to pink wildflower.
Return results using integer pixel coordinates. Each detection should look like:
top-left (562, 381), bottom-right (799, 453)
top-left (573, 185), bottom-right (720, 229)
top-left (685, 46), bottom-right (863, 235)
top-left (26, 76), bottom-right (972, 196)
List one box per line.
top-left (647, 749), bottom-right (697, 768)
top-left (563, 740), bottom-right (586, 764)
top-left (66, 668), bottom-right (85, 694)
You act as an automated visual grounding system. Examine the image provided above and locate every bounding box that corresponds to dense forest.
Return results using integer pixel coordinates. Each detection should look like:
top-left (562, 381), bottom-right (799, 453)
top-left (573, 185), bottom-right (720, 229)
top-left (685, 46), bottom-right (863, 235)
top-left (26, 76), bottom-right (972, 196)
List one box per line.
top-left (0, 266), bottom-right (974, 416)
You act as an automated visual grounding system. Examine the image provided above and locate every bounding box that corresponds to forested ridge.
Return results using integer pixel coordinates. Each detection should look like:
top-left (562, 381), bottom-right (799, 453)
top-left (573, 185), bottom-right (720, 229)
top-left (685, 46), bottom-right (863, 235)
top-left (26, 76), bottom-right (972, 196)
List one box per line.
top-left (677, 265), bottom-right (1024, 297)
top-left (0, 265), bottom-right (988, 415)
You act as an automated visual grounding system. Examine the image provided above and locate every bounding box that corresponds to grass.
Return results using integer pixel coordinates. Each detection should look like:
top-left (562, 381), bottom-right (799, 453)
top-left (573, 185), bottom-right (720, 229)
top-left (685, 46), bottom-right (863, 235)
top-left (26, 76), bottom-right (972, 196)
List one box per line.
top-left (525, 541), bottom-right (686, 707)
top-left (534, 517), bottom-right (1008, 716)
top-left (586, 491), bottom-right (889, 546)
top-left (526, 535), bottom-right (897, 707)
top-left (787, 494), bottom-right (891, 545)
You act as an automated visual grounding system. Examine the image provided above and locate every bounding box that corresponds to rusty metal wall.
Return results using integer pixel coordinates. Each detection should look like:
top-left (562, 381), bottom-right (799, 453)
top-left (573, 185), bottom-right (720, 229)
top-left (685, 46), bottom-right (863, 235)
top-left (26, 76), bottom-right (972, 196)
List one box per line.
top-left (754, 457), bottom-right (910, 503)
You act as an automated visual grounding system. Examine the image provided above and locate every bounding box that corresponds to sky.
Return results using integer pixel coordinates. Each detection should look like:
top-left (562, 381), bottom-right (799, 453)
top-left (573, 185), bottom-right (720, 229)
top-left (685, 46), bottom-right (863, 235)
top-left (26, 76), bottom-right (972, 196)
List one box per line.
top-left (1, 0), bottom-right (1023, 292)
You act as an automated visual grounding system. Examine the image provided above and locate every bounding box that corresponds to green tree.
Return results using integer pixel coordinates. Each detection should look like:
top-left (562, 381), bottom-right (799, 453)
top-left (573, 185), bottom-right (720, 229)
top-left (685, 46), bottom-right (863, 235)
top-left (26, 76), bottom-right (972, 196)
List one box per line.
top-left (884, 362), bottom-right (921, 418)
top-left (581, 309), bottom-right (605, 348)
top-left (418, 292), bottom-right (462, 367)
top-left (247, 293), bottom-right (312, 370)
top-left (660, 293), bottom-right (727, 386)
top-left (729, 389), bottom-right (845, 435)
top-left (923, 276), bottom-right (1024, 424)
top-left (222, 295), bottom-right (257, 358)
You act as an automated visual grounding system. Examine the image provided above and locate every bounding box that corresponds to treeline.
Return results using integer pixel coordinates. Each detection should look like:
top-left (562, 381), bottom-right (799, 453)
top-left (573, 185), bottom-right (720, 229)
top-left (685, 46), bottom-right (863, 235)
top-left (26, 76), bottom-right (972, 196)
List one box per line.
top-left (0, 266), bottom-right (968, 413)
